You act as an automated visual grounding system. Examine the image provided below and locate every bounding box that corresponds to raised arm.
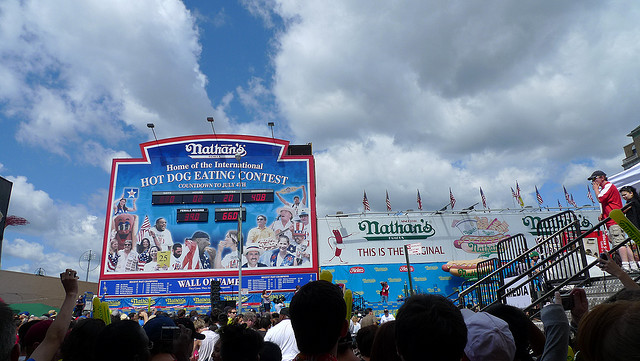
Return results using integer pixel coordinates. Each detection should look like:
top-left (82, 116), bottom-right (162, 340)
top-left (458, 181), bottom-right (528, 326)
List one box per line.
top-left (275, 191), bottom-right (291, 206)
top-left (29, 269), bottom-right (79, 361)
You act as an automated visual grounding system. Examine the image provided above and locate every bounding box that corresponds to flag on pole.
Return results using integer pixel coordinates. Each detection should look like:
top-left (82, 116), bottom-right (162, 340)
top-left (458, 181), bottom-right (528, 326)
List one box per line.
top-left (417, 189), bottom-right (423, 211)
top-left (558, 199), bottom-right (562, 210)
top-left (137, 215), bottom-right (151, 245)
top-left (4, 215), bottom-right (29, 227)
top-left (563, 186), bottom-right (571, 206)
top-left (511, 187), bottom-right (517, 199)
top-left (516, 181), bottom-right (524, 207)
top-left (569, 194), bottom-right (577, 207)
top-left (386, 190), bottom-right (392, 211)
top-left (363, 191), bottom-right (371, 212)
top-left (449, 188), bottom-right (456, 209)
top-left (479, 187), bottom-right (487, 209)
top-left (535, 186), bottom-right (543, 205)
top-left (587, 185), bottom-right (595, 205)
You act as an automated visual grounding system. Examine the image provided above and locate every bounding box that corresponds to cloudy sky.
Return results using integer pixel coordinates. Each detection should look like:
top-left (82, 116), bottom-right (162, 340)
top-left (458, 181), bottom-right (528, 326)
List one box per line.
top-left (1, 0), bottom-right (638, 281)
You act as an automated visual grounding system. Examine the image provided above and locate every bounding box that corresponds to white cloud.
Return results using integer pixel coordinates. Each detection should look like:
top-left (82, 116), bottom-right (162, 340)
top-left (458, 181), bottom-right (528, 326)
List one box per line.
top-left (265, 0), bottom-right (636, 211)
top-left (0, 0), bottom-right (228, 170)
top-left (5, 175), bottom-right (104, 256)
top-left (4, 238), bottom-right (45, 261)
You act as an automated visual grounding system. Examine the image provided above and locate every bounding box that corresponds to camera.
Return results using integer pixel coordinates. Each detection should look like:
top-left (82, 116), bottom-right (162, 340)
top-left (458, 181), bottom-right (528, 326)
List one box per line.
top-left (160, 326), bottom-right (180, 341)
top-left (560, 294), bottom-right (574, 311)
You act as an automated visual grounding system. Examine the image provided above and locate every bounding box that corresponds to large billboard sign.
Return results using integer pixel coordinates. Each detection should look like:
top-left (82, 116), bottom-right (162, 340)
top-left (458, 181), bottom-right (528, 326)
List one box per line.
top-left (99, 135), bottom-right (317, 300)
top-left (318, 209), bottom-right (599, 302)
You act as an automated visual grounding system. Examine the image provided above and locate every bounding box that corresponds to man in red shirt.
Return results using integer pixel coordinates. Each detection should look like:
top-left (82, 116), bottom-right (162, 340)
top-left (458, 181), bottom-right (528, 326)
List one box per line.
top-left (589, 170), bottom-right (637, 271)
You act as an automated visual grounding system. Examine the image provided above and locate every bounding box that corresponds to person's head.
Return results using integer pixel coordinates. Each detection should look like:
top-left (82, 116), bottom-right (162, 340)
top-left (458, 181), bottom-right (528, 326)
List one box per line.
top-left (576, 300), bottom-right (640, 361)
top-left (124, 240), bottom-right (133, 252)
top-left (212, 338), bottom-right (222, 361)
top-left (241, 311), bottom-right (257, 328)
top-left (290, 280), bottom-right (347, 355)
top-left (143, 316), bottom-right (180, 357)
top-left (460, 309), bottom-right (516, 361)
top-left (256, 215), bottom-right (267, 227)
top-left (244, 245), bottom-right (263, 267)
top-left (227, 308), bottom-right (237, 318)
top-left (370, 321), bottom-right (400, 361)
top-left (172, 243), bottom-right (182, 258)
top-left (293, 196), bottom-right (300, 205)
top-left (262, 289), bottom-right (268, 295)
top-left (278, 207), bottom-right (293, 221)
top-left (620, 186), bottom-right (639, 203)
top-left (259, 341), bottom-right (282, 361)
top-left (109, 239), bottom-right (119, 252)
top-left (0, 301), bottom-right (19, 361)
top-left (219, 324), bottom-right (264, 361)
top-left (61, 318), bottom-right (106, 361)
top-left (355, 325), bottom-right (378, 359)
top-left (225, 230), bottom-right (238, 247)
top-left (351, 315), bottom-right (359, 323)
top-left (365, 307), bottom-right (373, 315)
top-left (299, 209), bottom-right (309, 224)
top-left (155, 218), bottom-right (167, 231)
top-left (142, 238), bottom-right (150, 249)
top-left (530, 251), bottom-right (539, 260)
top-left (485, 303), bottom-right (534, 361)
top-left (588, 170), bottom-right (607, 185)
top-left (149, 246), bottom-right (160, 261)
top-left (277, 235), bottom-right (290, 252)
top-left (191, 231), bottom-right (210, 251)
top-left (383, 308), bottom-right (389, 315)
top-left (23, 319), bottom-right (53, 356)
top-left (95, 320), bottom-right (150, 361)
top-left (257, 316), bottom-right (271, 330)
top-left (395, 294), bottom-right (467, 361)
top-left (119, 198), bottom-right (127, 206)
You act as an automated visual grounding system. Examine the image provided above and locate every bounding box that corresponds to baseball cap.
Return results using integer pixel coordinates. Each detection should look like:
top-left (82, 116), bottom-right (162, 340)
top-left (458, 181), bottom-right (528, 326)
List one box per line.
top-left (588, 170), bottom-right (606, 181)
top-left (460, 309), bottom-right (516, 361)
top-left (143, 316), bottom-right (177, 342)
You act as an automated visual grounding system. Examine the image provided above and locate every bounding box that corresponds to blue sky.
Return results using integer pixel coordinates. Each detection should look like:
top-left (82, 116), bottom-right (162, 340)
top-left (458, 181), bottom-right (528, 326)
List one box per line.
top-left (0, 0), bottom-right (638, 281)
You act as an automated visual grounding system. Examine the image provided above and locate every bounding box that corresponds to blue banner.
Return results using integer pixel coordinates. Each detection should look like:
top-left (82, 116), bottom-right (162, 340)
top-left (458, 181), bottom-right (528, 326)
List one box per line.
top-left (321, 262), bottom-right (463, 303)
top-left (100, 273), bottom-right (316, 297)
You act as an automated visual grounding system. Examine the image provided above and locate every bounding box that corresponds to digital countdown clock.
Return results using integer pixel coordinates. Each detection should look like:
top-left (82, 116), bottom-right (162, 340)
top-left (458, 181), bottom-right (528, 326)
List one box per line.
top-left (214, 208), bottom-right (247, 222)
top-left (176, 208), bottom-right (209, 223)
top-left (151, 190), bottom-right (274, 205)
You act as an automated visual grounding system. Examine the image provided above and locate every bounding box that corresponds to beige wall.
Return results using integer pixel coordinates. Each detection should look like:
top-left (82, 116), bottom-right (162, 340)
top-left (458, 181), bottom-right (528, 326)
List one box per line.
top-left (0, 270), bottom-right (98, 308)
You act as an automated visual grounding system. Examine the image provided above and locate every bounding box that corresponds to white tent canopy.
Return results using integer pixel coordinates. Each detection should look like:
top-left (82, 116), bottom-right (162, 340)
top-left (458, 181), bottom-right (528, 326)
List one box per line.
top-left (609, 162), bottom-right (640, 190)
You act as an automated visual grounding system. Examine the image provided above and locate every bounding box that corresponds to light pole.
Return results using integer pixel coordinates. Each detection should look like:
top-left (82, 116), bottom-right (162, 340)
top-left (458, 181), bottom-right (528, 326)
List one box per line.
top-left (235, 152), bottom-right (244, 314)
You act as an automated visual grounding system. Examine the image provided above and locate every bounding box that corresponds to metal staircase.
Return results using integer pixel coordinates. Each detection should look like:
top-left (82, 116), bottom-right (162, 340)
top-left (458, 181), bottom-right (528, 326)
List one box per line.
top-left (450, 207), bottom-right (638, 316)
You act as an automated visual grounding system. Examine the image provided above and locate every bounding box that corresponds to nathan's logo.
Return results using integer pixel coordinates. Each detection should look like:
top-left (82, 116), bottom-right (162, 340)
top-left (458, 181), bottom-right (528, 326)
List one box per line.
top-left (131, 298), bottom-right (151, 306)
top-left (399, 265), bottom-right (414, 273)
top-left (185, 143), bottom-right (247, 159)
top-left (349, 267), bottom-right (365, 274)
top-left (166, 298), bottom-right (187, 305)
top-left (358, 219), bottom-right (435, 241)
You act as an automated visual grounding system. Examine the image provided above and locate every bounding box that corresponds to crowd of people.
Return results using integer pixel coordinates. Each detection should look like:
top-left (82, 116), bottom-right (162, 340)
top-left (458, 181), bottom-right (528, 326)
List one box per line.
top-left (2, 261), bottom-right (640, 361)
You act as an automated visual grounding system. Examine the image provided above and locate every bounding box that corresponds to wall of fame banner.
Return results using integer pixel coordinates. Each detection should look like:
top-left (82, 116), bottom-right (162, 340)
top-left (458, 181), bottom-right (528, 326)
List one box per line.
top-left (100, 135), bottom-right (317, 298)
top-left (318, 209), bottom-right (599, 301)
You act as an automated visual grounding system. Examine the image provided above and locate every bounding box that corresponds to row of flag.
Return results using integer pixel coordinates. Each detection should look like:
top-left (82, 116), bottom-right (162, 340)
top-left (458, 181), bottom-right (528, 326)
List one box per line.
top-left (362, 182), bottom-right (598, 212)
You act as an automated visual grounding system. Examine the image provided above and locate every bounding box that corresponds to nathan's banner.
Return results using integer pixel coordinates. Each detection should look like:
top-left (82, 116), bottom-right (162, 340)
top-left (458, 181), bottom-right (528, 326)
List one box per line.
top-left (318, 210), bottom-right (600, 272)
top-left (100, 135), bottom-right (317, 298)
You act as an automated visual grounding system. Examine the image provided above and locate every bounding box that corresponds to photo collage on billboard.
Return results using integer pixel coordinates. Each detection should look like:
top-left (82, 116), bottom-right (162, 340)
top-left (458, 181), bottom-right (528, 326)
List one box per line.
top-left (101, 135), bottom-right (317, 287)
